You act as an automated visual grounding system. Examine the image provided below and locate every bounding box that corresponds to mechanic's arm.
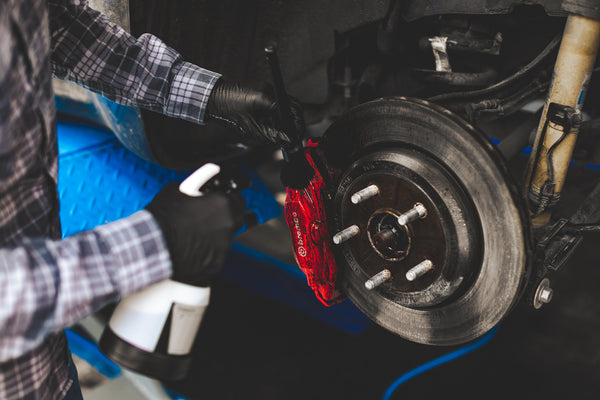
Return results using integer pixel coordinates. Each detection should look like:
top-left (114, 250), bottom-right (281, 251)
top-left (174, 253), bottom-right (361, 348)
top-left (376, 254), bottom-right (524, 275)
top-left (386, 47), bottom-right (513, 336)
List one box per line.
top-left (0, 186), bottom-right (243, 362)
top-left (49, 0), bottom-right (295, 147)
top-left (49, 0), bottom-right (217, 124)
top-left (0, 211), bottom-right (170, 362)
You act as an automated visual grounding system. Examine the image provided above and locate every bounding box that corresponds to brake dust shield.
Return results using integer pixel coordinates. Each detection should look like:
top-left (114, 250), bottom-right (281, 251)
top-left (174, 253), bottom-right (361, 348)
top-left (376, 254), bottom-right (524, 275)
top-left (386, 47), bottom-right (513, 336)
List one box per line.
top-left (320, 97), bottom-right (532, 346)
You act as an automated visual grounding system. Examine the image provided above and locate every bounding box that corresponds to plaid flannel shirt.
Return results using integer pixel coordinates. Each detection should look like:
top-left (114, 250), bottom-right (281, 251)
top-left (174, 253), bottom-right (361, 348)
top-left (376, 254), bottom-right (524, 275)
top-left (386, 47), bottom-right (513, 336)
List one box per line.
top-left (0, 0), bottom-right (221, 398)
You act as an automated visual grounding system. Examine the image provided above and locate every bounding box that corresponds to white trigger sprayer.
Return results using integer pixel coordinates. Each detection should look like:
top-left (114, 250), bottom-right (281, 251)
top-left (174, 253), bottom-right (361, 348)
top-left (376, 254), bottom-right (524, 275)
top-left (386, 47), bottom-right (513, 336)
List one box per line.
top-left (99, 163), bottom-right (222, 381)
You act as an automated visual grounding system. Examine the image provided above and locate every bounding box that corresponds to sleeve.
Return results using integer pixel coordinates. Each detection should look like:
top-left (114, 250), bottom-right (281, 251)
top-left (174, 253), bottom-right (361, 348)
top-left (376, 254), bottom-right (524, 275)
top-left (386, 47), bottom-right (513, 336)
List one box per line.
top-left (0, 210), bottom-right (172, 362)
top-left (48, 0), bottom-right (221, 125)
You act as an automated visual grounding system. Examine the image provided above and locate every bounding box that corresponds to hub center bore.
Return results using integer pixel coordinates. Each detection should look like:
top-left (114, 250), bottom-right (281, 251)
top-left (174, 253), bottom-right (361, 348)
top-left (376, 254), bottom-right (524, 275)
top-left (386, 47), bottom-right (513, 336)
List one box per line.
top-left (367, 210), bottom-right (411, 261)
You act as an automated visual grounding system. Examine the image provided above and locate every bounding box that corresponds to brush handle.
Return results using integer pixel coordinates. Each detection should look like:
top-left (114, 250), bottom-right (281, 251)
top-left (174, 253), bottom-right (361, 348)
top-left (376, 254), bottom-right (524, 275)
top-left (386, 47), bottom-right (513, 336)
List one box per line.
top-left (264, 45), bottom-right (302, 148)
top-left (265, 45), bottom-right (315, 189)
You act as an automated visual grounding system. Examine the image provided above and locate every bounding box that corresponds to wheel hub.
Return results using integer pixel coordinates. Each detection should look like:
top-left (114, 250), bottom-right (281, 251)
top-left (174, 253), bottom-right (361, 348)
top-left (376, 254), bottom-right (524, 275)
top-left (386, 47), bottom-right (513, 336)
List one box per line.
top-left (322, 97), bottom-right (532, 345)
top-left (336, 149), bottom-right (481, 308)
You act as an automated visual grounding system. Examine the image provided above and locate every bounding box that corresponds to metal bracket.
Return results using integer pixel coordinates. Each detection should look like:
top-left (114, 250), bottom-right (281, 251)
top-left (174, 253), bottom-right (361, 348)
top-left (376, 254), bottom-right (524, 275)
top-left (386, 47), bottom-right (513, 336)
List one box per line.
top-left (429, 36), bottom-right (452, 72)
top-left (528, 103), bottom-right (582, 216)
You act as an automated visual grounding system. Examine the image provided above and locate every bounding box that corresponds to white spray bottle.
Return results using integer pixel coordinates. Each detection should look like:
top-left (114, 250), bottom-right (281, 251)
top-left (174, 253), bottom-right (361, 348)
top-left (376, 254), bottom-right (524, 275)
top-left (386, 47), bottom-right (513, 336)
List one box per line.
top-left (99, 163), bottom-right (222, 380)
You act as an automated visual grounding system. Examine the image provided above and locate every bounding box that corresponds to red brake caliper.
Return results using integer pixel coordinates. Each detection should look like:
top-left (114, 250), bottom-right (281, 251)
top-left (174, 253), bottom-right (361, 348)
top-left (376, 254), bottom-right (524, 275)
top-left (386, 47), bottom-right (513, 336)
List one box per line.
top-left (284, 141), bottom-right (342, 306)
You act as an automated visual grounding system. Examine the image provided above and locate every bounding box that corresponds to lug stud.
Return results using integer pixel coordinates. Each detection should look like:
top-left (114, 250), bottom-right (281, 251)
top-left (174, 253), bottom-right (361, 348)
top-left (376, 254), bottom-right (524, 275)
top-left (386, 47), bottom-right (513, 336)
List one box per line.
top-left (365, 269), bottom-right (392, 290)
top-left (397, 203), bottom-right (427, 226)
top-left (405, 259), bottom-right (434, 282)
top-left (333, 225), bottom-right (360, 245)
top-left (351, 184), bottom-right (380, 204)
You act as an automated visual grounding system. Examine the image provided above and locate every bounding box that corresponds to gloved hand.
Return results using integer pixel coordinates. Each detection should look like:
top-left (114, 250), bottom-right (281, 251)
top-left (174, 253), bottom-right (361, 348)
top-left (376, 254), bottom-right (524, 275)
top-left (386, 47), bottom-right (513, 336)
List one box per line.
top-left (206, 79), bottom-right (303, 149)
top-left (146, 182), bottom-right (245, 287)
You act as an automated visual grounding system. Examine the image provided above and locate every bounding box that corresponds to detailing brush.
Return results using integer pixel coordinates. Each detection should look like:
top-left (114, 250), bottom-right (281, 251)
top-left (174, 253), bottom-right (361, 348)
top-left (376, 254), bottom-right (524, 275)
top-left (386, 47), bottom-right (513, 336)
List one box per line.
top-left (265, 45), bottom-right (315, 189)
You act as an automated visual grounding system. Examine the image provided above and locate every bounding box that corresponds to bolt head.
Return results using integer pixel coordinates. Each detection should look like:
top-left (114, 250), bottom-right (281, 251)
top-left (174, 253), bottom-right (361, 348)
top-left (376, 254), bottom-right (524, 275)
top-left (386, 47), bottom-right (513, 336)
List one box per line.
top-left (539, 287), bottom-right (553, 304)
top-left (533, 278), bottom-right (553, 309)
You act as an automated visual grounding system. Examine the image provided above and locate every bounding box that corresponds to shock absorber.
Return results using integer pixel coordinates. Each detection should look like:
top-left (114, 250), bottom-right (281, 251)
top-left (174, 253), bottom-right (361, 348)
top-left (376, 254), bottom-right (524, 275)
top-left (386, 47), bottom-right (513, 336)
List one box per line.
top-left (525, 14), bottom-right (600, 225)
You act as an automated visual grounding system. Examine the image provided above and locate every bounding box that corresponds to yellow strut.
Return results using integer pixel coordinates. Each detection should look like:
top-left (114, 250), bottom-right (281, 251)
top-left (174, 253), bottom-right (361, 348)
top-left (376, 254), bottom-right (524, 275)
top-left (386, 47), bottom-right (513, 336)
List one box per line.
top-left (525, 14), bottom-right (600, 226)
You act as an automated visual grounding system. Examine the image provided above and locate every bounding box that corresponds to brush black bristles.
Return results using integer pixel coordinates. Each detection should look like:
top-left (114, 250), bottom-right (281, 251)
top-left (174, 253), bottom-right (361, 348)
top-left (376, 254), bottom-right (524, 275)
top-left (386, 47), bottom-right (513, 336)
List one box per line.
top-left (280, 149), bottom-right (315, 189)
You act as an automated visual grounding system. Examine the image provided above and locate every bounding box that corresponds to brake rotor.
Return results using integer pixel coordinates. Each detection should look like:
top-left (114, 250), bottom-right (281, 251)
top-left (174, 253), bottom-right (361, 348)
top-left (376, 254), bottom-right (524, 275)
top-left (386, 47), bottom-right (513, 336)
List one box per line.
top-left (321, 97), bottom-right (532, 345)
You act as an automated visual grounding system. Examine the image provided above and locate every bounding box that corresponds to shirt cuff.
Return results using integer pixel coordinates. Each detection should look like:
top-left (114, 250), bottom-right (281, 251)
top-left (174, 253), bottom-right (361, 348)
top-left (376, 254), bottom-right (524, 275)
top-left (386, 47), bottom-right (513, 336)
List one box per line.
top-left (164, 61), bottom-right (221, 125)
top-left (94, 210), bottom-right (172, 297)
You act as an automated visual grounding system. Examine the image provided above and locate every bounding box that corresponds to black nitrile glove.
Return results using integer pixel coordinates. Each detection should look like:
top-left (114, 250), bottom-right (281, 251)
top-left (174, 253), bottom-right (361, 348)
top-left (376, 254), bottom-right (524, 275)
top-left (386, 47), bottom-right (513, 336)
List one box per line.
top-left (206, 79), bottom-right (303, 149)
top-left (146, 182), bottom-right (245, 287)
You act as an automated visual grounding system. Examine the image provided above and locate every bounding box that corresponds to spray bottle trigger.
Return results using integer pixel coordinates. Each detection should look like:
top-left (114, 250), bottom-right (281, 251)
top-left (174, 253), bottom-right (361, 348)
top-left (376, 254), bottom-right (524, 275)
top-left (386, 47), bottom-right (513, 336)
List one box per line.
top-left (178, 163), bottom-right (221, 197)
